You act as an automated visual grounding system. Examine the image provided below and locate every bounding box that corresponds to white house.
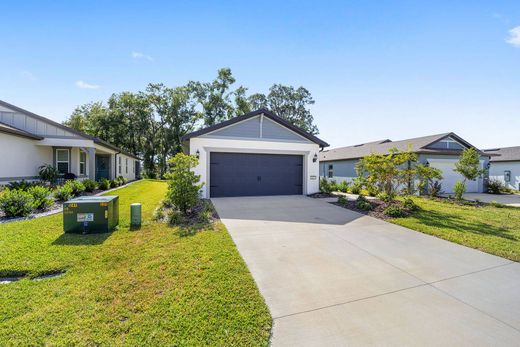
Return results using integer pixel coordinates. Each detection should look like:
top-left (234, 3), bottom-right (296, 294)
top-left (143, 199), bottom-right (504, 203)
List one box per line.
top-left (484, 146), bottom-right (520, 191)
top-left (0, 100), bottom-right (140, 183)
top-left (181, 109), bottom-right (329, 198)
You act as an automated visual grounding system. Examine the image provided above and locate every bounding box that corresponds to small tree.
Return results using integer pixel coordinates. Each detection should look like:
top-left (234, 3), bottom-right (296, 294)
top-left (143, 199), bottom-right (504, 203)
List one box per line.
top-left (39, 164), bottom-right (59, 184)
top-left (454, 148), bottom-right (484, 194)
top-left (165, 153), bottom-right (204, 215)
top-left (415, 164), bottom-right (443, 196)
top-left (356, 147), bottom-right (417, 199)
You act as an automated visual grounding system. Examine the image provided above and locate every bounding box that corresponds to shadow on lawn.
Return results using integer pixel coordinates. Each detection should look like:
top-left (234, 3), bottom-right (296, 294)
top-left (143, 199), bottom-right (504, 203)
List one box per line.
top-left (413, 209), bottom-right (518, 241)
top-left (52, 232), bottom-right (112, 246)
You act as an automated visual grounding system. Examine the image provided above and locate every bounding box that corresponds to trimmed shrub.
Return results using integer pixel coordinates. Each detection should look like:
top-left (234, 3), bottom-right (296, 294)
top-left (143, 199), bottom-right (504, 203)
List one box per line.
top-left (38, 164), bottom-right (59, 184)
top-left (384, 205), bottom-right (407, 218)
top-left (355, 195), bottom-right (372, 210)
top-left (489, 200), bottom-right (505, 208)
top-left (54, 184), bottom-right (73, 202)
top-left (337, 195), bottom-right (348, 205)
top-left (98, 178), bottom-right (111, 190)
top-left (6, 180), bottom-right (39, 192)
top-left (319, 178), bottom-right (333, 194)
top-left (338, 181), bottom-right (350, 193)
top-left (403, 198), bottom-right (419, 211)
top-left (0, 189), bottom-right (34, 217)
top-left (453, 181), bottom-right (466, 200)
top-left (82, 179), bottom-right (98, 192)
top-left (66, 180), bottom-right (85, 196)
top-left (487, 179), bottom-right (503, 194)
top-left (350, 185), bottom-right (361, 195)
top-left (117, 176), bottom-right (128, 185)
top-left (377, 192), bottom-right (394, 203)
top-left (110, 179), bottom-right (119, 188)
top-left (28, 186), bottom-right (53, 210)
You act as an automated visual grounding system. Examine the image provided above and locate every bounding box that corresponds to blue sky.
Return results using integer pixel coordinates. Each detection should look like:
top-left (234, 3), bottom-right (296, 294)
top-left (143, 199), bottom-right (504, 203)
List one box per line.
top-left (1, 1), bottom-right (519, 149)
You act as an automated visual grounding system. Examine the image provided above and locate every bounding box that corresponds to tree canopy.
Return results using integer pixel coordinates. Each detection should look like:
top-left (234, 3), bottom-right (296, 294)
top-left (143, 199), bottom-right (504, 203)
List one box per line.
top-left (63, 68), bottom-right (320, 177)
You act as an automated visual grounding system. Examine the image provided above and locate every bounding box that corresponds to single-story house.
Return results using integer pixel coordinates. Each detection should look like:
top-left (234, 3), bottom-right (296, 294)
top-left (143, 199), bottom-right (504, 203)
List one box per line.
top-left (484, 146), bottom-right (520, 191)
top-left (319, 132), bottom-right (490, 194)
top-left (0, 100), bottom-right (140, 184)
top-left (181, 109), bottom-right (329, 198)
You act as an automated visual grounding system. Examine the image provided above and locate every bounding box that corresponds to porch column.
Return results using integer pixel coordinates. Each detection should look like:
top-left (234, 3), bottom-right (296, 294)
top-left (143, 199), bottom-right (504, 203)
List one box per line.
top-left (88, 147), bottom-right (96, 180)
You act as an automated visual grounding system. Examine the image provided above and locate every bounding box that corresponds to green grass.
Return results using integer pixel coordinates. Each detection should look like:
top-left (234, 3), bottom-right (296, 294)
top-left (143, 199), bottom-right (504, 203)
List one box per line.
top-left (391, 197), bottom-right (520, 262)
top-left (0, 180), bottom-right (271, 346)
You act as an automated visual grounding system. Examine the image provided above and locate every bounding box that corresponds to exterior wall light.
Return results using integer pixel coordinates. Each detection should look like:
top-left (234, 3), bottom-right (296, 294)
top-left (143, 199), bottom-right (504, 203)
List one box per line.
top-left (195, 149), bottom-right (200, 159)
top-left (313, 153), bottom-right (318, 162)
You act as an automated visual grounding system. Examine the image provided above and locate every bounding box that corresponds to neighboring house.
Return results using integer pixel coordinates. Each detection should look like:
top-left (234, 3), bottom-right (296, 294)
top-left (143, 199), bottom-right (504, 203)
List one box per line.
top-left (0, 100), bottom-right (140, 184)
top-left (484, 146), bottom-right (520, 191)
top-left (319, 133), bottom-right (490, 194)
top-left (181, 109), bottom-right (329, 198)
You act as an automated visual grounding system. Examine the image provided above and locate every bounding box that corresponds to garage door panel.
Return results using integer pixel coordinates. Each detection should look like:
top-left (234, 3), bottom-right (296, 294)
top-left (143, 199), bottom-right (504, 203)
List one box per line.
top-left (210, 152), bottom-right (303, 197)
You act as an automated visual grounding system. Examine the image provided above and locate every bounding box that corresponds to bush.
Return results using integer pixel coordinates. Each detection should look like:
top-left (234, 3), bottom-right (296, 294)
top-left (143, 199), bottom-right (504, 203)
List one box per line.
top-left (429, 181), bottom-right (443, 197)
top-left (168, 210), bottom-right (187, 225)
top-left (98, 178), bottom-right (111, 190)
top-left (337, 195), bottom-right (348, 205)
top-left (403, 198), bottom-right (419, 211)
top-left (117, 176), bottom-right (128, 185)
top-left (110, 179), bottom-right (119, 187)
top-left (377, 192), bottom-right (394, 203)
top-left (54, 184), bottom-right (73, 202)
top-left (319, 178), bottom-right (333, 194)
top-left (38, 164), bottom-right (59, 184)
top-left (453, 181), bottom-right (466, 200)
top-left (28, 186), bottom-right (53, 210)
top-left (489, 200), bottom-right (505, 208)
top-left (350, 185), bottom-right (361, 195)
top-left (66, 180), bottom-right (85, 196)
top-left (338, 181), bottom-right (350, 193)
top-left (355, 195), bottom-right (372, 210)
top-left (6, 180), bottom-right (39, 191)
top-left (384, 205), bottom-right (407, 218)
top-left (166, 153), bottom-right (204, 215)
top-left (487, 179), bottom-right (503, 194)
top-left (198, 200), bottom-right (214, 224)
top-left (366, 184), bottom-right (379, 197)
top-left (0, 189), bottom-right (34, 217)
top-left (82, 179), bottom-right (98, 192)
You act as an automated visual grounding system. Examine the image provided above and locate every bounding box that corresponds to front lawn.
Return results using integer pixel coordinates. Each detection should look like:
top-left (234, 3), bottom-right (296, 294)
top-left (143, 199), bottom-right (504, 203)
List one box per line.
top-left (0, 180), bottom-right (271, 346)
top-left (391, 197), bottom-right (520, 262)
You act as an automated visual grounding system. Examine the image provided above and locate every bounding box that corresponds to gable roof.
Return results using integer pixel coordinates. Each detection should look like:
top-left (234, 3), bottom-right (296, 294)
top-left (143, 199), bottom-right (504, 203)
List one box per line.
top-left (181, 109), bottom-right (329, 147)
top-left (320, 132), bottom-right (484, 162)
top-left (0, 121), bottom-right (43, 140)
top-left (0, 100), bottom-right (140, 159)
top-left (484, 146), bottom-right (520, 162)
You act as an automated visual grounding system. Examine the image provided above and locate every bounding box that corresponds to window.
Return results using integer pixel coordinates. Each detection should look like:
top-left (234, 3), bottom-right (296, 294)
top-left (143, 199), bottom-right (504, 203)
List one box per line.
top-left (79, 152), bottom-right (86, 175)
top-left (132, 160), bottom-right (135, 173)
top-left (125, 158), bottom-right (128, 174)
top-left (55, 149), bottom-right (69, 174)
top-left (328, 164), bottom-right (334, 178)
top-left (505, 170), bottom-right (511, 182)
top-left (118, 156), bottom-right (122, 174)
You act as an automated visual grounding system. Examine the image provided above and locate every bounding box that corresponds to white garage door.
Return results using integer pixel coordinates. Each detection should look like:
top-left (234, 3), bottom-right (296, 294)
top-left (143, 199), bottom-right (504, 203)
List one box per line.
top-left (429, 161), bottom-right (479, 194)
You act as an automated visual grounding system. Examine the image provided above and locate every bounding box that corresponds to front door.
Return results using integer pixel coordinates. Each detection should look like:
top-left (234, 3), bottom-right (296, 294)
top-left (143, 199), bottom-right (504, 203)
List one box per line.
top-left (95, 155), bottom-right (110, 181)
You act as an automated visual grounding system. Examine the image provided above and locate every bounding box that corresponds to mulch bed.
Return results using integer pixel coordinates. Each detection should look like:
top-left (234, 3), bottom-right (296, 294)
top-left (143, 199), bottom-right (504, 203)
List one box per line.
top-left (308, 192), bottom-right (335, 198)
top-left (332, 198), bottom-right (413, 221)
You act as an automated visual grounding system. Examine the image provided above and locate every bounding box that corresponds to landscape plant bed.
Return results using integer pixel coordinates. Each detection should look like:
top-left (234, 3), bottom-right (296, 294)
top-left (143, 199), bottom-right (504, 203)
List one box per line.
top-left (332, 198), bottom-right (412, 220)
top-left (154, 198), bottom-right (220, 226)
top-left (308, 192), bottom-right (335, 198)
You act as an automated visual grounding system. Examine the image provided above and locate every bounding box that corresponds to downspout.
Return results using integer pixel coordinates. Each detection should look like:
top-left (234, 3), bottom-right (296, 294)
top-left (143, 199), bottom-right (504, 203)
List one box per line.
top-left (114, 151), bottom-right (121, 179)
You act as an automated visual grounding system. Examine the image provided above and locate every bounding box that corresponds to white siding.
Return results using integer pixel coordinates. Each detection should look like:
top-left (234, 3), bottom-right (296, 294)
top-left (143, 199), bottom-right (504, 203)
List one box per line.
top-left (0, 133), bottom-right (52, 180)
top-left (116, 153), bottom-right (137, 181)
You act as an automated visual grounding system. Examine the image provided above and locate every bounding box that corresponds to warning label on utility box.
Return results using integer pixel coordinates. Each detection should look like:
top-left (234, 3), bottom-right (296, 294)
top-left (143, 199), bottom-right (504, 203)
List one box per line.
top-left (77, 213), bottom-right (94, 222)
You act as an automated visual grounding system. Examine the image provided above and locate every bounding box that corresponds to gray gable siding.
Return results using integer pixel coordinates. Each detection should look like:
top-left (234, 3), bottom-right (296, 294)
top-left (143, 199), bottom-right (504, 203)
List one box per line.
top-left (201, 114), bottom-right (311, 143)
top-left (202, 116), bottom-right (260, 138)
top-left (0, 110), bottom-right (79, 138)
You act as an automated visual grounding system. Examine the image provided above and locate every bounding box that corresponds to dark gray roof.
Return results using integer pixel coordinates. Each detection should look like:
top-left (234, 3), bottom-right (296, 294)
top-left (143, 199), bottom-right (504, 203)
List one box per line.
top-left (320, 132), bottom-right (484, 162)
top-left (484, 146), bottom-right (520, 162)
top-left (181, 109), bottom-right (329, 148)
top-left (0, 121), bottom-right (43, 140)
top-left (0, 100), bottom-right (140, 160)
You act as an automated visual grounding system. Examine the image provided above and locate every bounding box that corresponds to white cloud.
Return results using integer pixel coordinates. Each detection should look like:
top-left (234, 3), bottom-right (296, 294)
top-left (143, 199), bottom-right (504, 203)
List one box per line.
top-left (131, 51), bottom-right (154, 61)
top-left (506, 26), bottom-right (520, 47)
top-left (75, 80), bottom-right (100, 89)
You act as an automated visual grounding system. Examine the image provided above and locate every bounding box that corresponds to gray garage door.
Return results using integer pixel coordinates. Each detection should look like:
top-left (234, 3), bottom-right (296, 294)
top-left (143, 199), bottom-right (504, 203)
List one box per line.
top-left (209, 152), bottom-right (303, 197)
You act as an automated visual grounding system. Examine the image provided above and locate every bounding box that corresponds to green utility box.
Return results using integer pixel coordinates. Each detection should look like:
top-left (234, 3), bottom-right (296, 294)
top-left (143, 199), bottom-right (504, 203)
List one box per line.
top-left (63, 196), bottom-right (119, 234)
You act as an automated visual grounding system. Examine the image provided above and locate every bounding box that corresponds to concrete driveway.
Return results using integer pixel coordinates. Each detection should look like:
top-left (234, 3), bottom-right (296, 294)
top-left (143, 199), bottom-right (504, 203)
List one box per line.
top-left (463, 193), bottom-right (520, 207)
top-left (212, 196), bottom-right (520, 346)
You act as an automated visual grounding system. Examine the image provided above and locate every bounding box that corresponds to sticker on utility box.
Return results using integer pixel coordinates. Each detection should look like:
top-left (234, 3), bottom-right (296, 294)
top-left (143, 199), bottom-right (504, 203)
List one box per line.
top-left (77, 213), bottom-right (94, 222)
